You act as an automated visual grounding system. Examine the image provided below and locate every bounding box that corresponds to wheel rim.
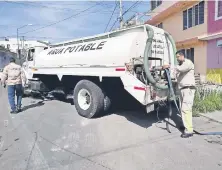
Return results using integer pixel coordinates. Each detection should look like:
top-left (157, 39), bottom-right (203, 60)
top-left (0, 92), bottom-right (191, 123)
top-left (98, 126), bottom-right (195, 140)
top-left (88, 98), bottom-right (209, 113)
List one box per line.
top-left (77, 89), bottom-right (92, 110)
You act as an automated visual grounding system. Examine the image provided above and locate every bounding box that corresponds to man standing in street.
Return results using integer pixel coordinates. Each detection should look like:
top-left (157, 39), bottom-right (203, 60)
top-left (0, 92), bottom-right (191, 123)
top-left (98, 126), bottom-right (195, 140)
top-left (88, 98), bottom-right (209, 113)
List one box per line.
top-left (163, 51), bottom-right (196, 138)
top-left (1, 57), bottom-right (26, 114)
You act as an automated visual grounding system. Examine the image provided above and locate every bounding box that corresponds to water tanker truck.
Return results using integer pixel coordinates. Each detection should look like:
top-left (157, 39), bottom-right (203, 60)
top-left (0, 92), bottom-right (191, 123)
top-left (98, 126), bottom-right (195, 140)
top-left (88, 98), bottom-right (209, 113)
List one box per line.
top-left (22, 24), bottom-right (178, 118)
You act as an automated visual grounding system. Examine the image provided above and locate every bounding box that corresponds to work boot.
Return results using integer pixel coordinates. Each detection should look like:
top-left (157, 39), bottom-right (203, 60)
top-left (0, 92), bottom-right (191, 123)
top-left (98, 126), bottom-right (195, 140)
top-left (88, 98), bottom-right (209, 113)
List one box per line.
top-left (181, 132), bottom-right (193, 138)
top-left (17, 108), bottom-right (22, 113)
top-left (179, 126), bottom-right (185, 131)
top-left (16, 105), bottom-right (22, 113)
top-left (176, 125), bottom-right (185, 132)
top-left (10, 110), bottom-right (17, 114)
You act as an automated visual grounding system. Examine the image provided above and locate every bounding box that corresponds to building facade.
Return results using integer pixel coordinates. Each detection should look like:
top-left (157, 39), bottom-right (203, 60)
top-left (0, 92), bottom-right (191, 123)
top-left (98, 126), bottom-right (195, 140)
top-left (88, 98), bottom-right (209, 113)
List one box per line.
top-left (146, 0), bottom-right (222, 83)
top-left (204, 0), bottom-right (222, 83)
top-left (0, 38), bottom-right (48, 54)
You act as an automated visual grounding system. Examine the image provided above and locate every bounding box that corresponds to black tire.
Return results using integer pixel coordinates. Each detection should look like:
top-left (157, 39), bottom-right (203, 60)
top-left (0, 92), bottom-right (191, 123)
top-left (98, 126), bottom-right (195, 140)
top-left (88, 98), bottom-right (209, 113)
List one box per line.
top-left (104, 95), bottom-right (111, 112)
top-left (73, 80), bottom-right (104, 118)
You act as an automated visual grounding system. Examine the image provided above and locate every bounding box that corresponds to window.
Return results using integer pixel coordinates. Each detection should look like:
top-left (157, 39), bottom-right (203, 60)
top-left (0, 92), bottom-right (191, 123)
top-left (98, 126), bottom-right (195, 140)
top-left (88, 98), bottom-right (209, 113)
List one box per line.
top-left (27, 49), bottom-right (35, 61)
top-left (183, 10), bottom-right (188, 30)
top-left (194, 4), bottom-right (199, 26)
top-left (156, 22), bottom-right (163, 28)
top-left (7, 44), bottom-right (10, 49)
top-left (215, 0), bottom-right (222, 20)
top-left (199, 1), bottom-right (204, 24)
top-left (188, 8), bottom-right (193, 28)
top-left (180, 48), bottom-right (194, 63)
top-left (151, 0), bottom-right (162, 10)
top-left (183, 1), bottom-right (205, 30)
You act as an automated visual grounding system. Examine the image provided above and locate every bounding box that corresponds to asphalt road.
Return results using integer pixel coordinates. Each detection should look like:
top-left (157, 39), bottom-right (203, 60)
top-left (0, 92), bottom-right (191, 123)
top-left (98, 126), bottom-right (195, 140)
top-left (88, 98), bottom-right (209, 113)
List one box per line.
top-left (0, 86), bottom-right (222, 170)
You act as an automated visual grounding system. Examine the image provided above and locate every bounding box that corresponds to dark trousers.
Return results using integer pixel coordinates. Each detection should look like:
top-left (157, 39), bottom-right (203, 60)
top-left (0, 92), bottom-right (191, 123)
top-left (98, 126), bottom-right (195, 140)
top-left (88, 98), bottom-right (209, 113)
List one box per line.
top-left (7, 84), bottom-right (23, 111)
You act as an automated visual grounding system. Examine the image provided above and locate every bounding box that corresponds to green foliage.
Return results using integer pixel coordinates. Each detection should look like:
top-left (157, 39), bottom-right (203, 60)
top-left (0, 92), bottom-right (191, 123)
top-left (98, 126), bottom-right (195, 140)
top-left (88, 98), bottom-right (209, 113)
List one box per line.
top-left (193, 86), bottom-right (222, 116)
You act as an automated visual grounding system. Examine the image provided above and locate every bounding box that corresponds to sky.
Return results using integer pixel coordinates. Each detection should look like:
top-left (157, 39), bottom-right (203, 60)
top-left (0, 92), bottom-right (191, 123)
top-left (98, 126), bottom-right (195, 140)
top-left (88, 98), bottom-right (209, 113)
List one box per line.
top-left (0, 0), bottom-right (151, 44)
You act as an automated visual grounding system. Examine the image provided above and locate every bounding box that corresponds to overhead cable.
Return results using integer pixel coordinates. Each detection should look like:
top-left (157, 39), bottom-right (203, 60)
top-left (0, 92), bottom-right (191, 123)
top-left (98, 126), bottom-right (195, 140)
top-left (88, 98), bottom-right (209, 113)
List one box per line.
top-left (4, 0), bottom-right (78, 12)
top-left (20, 3), bottom-right (101, 35)
top-left (104, 1), bottom-right (118, 32)
top-left (109, 1), bottom-right (141, 31)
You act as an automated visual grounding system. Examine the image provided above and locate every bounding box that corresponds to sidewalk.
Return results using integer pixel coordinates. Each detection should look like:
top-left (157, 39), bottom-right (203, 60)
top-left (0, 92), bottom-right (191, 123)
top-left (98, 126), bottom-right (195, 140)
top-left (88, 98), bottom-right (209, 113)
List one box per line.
top-left (199, 111), bottom-right (222, 124)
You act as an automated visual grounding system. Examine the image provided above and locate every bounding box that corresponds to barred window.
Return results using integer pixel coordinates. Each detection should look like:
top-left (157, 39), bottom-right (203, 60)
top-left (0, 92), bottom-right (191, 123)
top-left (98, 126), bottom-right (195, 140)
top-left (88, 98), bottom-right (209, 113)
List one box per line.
top-left (183, 1), bottom-right (205, 30)
top-left (151, 0), bottom-right (162, 10)
top-left (216, 0), bottom-right (222, 19)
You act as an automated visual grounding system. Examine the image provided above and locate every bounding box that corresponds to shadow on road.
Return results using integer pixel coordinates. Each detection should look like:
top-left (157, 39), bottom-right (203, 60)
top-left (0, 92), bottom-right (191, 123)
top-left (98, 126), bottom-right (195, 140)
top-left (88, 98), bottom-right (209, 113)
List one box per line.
top-left (107, 99), bottom-right (183, 131)
top-left (23, 91), bottom-right (182, 132)
top-left (22, 101), bottom-right (45, 112)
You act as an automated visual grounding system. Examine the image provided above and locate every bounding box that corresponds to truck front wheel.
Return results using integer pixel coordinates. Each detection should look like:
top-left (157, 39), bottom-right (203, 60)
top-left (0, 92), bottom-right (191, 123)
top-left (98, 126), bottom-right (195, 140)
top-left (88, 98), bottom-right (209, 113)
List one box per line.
top-left (73, 80), bottom-right (104, 118)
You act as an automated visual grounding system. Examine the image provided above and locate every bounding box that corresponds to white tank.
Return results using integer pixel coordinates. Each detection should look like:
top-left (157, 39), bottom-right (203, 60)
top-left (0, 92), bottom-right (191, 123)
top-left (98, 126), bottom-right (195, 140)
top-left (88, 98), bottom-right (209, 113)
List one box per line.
top-left (34, 25), bottom-right (174, 68)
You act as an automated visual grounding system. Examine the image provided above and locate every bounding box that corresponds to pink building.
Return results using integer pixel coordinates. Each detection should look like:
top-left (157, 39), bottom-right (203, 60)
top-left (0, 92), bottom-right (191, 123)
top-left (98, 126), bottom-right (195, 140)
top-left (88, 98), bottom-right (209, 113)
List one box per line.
top-left (204, 0), bottom-right (222, 83)
top-left (147, 0), bottom-right (222, 83)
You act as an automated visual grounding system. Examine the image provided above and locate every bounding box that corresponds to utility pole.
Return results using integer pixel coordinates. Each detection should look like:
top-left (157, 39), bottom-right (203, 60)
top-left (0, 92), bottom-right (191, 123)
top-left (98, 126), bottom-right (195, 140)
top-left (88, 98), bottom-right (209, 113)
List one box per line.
top-left (16, 24), bottom-right (32, 61)
top-left (22, 36), bottom-right (25, 62)
top-left (124, 12), bottom-right (152, 27)
top-left (17, 28), bottom-right (20, 59)
top-left (22, 36), bottom-right (24, 50)
top-left (135, 13), bottom-right (138, 25)
top-left (119, 0), bottom-right (123, 29)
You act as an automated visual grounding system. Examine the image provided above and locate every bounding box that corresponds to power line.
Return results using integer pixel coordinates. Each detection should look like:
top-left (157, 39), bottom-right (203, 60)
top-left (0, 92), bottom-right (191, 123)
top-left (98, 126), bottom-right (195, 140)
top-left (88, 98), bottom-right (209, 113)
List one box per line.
top-left (109, 19), bottom-right (118, 32)
top-left (89, 1), bottom-right (114, 9)
top-left (1, 7), bottom-right (120, 38)
top-left (20, 2), bottom-right (102, 35)
top-left (4, 0), bottom-right (78, 12)
top-left (21, 36), bottom-right (70, 40)
top-left (104, 1), bottom-right (118, 32)
top-left (122, 1), bottom-right (141, 16)
top-left (109, 1), bottom-right (141, 31)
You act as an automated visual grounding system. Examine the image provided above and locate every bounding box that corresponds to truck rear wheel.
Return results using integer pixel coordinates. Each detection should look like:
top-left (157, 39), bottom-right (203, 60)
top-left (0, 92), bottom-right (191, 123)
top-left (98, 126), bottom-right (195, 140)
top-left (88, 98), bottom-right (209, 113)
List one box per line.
top-left (104, 95), bottom-right (111, 112)
top-left (73, 80), bottom-right (104, 118)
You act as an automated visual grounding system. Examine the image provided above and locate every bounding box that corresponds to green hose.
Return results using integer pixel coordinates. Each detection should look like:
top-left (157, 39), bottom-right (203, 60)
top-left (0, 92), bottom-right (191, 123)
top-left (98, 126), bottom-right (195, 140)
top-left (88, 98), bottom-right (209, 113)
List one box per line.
top-left (164, 32), bottom-right (177, 65)
top-left (143, 25), bottom-right (177, 90)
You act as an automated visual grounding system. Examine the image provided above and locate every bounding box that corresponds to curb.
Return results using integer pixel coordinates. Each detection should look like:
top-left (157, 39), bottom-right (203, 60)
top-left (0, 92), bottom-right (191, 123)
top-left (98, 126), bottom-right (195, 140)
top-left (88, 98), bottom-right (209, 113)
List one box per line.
top-left (199, 113), bottom-right (222, 124)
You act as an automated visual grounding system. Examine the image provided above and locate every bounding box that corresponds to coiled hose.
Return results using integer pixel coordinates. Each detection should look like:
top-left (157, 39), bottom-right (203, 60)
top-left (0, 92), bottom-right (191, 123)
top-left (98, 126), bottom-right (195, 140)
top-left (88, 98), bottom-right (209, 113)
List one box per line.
top-left (143, 25), bottom-right (177, 89)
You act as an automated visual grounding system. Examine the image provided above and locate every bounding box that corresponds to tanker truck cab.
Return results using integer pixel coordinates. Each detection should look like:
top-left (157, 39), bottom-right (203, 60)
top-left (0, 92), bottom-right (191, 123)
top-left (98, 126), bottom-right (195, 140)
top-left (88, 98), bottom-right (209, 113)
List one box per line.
top-left (23, 46), bottom-right (48, 95)
top-left (26, 24), bottom-right (179, 118)
top-left (23, 46), bottom-right (48, 81)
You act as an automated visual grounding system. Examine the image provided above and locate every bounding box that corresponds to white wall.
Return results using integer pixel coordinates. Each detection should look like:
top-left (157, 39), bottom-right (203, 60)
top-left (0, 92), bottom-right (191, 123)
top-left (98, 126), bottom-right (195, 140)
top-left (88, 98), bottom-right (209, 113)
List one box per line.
top-left (0, 38), bottom-right (48, 53)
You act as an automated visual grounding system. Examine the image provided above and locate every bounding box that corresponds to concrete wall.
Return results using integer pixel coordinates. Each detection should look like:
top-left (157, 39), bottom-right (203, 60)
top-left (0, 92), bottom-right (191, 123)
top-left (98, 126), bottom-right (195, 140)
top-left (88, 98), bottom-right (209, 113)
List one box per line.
top-left (208, 0), bottom-right (222, 34)
top-left (194, 42), bottom-right (207, 75)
